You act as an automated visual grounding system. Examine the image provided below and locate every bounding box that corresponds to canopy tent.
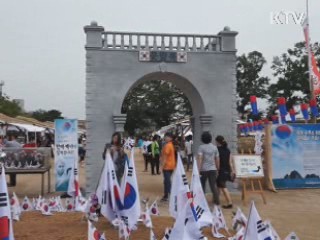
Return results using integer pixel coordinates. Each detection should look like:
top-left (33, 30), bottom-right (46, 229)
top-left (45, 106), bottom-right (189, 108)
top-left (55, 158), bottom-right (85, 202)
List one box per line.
top-left (8, 123), bottom-right (45, 133)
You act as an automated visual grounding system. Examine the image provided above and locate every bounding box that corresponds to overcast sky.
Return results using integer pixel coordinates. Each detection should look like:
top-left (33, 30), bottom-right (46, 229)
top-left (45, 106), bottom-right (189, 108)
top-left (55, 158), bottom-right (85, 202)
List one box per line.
top-left (0, 0), bottom-right (319, 119)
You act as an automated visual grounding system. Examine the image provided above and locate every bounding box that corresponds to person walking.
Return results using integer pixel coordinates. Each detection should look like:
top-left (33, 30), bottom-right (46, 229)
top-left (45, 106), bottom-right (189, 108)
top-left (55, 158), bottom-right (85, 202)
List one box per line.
top-left (185, 136), bottom-right (193, 171)
top-left (102, 132), bottom-right (128, 184)
top-left (142, 137), bottom-right (152, 172)
top-left (216, 135), bottom-right (234, 209)
top-left (160, 132), bottom-right (176, 202)
top-left (151, 135), bottom-right (160, 175)
top-left (197, 131), bottom-right (220, 206)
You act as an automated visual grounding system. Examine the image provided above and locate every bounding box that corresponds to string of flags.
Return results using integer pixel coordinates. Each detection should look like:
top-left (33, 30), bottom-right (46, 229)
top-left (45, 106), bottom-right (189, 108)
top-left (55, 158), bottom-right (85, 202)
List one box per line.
top-left (241, 95), bottom-right (319, 134)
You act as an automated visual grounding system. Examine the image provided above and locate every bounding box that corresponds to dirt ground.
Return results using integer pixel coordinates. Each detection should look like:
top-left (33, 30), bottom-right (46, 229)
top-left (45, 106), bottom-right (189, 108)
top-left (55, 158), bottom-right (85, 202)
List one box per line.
top-left (7, 150), bottom-right (320, 240)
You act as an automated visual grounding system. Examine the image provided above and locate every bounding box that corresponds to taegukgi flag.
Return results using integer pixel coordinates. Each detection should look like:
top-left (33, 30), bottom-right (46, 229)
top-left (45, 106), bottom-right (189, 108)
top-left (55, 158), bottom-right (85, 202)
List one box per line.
top-left (0, 165), bottom-right (15, 240)
top-left (190, 159), bottom-right (213, 227)
top-left (119, 148), bottom-right (141, 230)
top-left (244, 201), bottom-right (274, 240)
top-left (169, 154), bottom-right (192, 219)
top-left (96, 151), bottom-right (121, 222)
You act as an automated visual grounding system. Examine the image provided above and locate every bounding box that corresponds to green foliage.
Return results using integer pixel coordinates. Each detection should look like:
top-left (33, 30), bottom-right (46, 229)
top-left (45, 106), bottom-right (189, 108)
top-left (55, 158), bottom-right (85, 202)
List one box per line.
top-left (31, 109), bottom-right (63, 122)
top-left (0, 95), bottom-right (22, 117)
top-left (268, 42), bottom-right (320, 114)
top-left (236, 51), bottom-right (270, 115)
top-left (122, 80), bottom-right (192, 135)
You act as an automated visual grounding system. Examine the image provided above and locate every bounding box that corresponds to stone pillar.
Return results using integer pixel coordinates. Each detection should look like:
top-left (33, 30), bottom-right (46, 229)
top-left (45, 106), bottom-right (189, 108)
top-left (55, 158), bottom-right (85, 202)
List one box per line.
top-left (200, 114), bottom-right (213, 132)
top-left (218, 26), bottom-right (238, 52)
top-left (84, 21), bottom-right (104, 49)
top-left (113, 114), bottom-right (127, 132)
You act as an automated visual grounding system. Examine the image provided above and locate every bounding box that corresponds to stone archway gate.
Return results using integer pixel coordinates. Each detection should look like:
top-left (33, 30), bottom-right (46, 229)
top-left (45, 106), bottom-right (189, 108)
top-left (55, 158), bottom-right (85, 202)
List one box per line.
top-left (84, 21), bottom-right (238, 194)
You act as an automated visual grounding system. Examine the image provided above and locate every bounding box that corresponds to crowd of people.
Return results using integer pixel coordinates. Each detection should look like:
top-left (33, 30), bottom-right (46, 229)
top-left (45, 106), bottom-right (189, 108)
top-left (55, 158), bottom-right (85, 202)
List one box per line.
top-left (103, 131), bottom-right (235, 209)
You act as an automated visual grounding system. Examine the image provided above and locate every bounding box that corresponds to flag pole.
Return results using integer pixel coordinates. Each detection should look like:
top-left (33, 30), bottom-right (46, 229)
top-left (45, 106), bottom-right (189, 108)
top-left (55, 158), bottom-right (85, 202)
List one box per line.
top-left (306, 0), bottom-right (314, 100)
top-left (306, 0), bottom-right (316, 123)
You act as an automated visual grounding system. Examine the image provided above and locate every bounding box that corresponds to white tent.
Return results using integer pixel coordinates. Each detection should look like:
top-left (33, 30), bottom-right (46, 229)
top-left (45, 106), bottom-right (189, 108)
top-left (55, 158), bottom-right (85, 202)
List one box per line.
top-left (7, 123), bottom-right (45, 133)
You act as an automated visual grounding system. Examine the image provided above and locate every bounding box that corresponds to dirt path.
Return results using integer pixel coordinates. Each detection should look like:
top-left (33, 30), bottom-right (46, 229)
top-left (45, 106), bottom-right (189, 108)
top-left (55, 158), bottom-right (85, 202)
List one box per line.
top-left (7, 150), bottom-right (320, 239)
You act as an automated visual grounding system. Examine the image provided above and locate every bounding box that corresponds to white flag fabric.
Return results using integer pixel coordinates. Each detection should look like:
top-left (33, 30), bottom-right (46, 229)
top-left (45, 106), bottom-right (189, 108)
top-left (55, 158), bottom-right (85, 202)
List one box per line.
top-left (0, 165), bottom-right (15, 240)
top-left (190, 159), bottom-right (213, 227)
top-left (67, 158), bottom-right (85, 212)
top-left (10, 192), bottom-right (21, 221)
top-left (264, 220), bottom-right (280, 240)
top-left (167, 199), bottom-right (204, 240)
top-left (169, 154), bottom-right (191, 219)
top-left (150, 228), bottom-right (157, 240)
top-left (35, 195), bottom-right (43, 211)
top-left (41, 201), bottom-right (53, 216)
top-left (232, 208), bottom-right (247, 231)
top-left (96, 151), bottom-right (120, 222)
top-left (213, 205), bottom-right (228, 231)
top-left (212, 216), bottom-right (226, 238)
top-left (142, 203), bottom-right (153, 228)
top-left (65, 198), bottom-right (75, 212)
top-left (244, 201), bottom-right (274, 240)
top-left (228, 227), bottom-right (245, 240)
top-left (150, 229), bottom-right (157, 240)
top-left (119, 148), bottom-right (141, 230)
top-left (284, 232), bottom-right (300, 240)
top-left (119, 218), bottom-right (130, 240)
top-left (21, 196), bottom-right (33, 211)
top-left (149, 199), bottom-right (160, 216)
top-left (88, 220), bottom-right (106, 240)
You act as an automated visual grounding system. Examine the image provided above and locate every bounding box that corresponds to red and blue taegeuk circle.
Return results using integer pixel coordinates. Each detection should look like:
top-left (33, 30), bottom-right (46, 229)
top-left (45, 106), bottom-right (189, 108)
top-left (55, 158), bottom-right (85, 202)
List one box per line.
top-left (275, 125), bottom-right (292, 139)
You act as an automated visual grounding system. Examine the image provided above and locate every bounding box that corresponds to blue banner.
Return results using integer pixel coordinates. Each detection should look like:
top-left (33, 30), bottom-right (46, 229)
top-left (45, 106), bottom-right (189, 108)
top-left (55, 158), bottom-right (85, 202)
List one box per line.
top-left (272, 124), bottom-right (320, 189)
top-left (54, 119), bottom-right (78, 192)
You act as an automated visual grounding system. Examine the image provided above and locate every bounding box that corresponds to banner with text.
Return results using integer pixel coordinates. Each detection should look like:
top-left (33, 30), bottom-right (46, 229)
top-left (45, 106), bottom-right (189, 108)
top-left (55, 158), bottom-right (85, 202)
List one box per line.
top-left (54, 119), bottom-right (78, 192)
top-left (272, 124), bottom-right (320, 189)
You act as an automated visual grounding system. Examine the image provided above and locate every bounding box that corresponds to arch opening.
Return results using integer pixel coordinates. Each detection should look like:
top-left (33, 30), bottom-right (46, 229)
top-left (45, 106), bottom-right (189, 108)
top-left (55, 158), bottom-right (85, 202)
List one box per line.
top-left (120, 72), bottom-right (205, 136)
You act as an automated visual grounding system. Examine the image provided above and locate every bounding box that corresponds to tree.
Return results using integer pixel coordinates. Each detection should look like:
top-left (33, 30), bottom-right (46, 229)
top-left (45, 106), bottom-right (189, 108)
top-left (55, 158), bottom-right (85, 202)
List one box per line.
top-left (236, 51), bottom-right (270, 116)
top-left (122, 80), bottom-right (192, 135)
top-left (268, 42), bottom-right (320, 114)
top-left (31, 109), bottom-right (63, 122)
top-left (0, 95), bottom-right (22, 117)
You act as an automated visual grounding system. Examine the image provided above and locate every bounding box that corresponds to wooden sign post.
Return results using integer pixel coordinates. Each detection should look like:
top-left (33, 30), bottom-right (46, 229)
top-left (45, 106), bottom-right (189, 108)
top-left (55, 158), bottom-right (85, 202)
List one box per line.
top-left (233, 155), bottom-right (267, 205)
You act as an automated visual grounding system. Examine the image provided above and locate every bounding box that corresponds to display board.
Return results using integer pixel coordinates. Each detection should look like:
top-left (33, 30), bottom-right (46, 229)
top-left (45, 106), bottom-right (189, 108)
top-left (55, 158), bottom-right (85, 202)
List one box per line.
top-left (54, 119), bottom-right (78, 192)
top-left (233, 155), bottom-right (264, 178)
top-left (272, 124), bottom-right (320, 189)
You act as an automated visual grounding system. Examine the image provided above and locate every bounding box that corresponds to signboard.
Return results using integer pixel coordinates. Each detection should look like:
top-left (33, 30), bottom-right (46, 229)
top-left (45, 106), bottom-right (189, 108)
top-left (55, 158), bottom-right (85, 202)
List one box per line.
top-left (272, 124), bottom-right (320, 189)
top-left (54, 119), bottom-right (78, 192)
top-left (139, 51), bottom-right (187, 63)
top-left (233, 155), bottom-right (264, 178)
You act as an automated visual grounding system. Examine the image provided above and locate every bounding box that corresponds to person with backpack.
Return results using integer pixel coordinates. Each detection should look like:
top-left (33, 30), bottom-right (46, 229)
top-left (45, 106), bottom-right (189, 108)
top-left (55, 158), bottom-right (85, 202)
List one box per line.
top-left (151, 135), bottom-right (160, 175)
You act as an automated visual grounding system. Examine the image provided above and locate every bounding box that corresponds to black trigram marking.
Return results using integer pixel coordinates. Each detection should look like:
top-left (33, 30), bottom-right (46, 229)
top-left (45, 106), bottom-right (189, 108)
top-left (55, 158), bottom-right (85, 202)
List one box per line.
top-left (184, 218), bottom-right (189, 225)
top-left (0, 192), bottom-right (8, 207)
top-left (74, 168), bottom-right (78, 176)
top-left (111, 170), bottom-right (116, 180)
top-left (182, 174), bottom-right (188, 185)
top-left (257, 220), bottom-right (267, 233)
top-left (196, 205), bottom-right (204, 219)
top-left (164, 229), bottom-right (171, 239)
top-left (121, 216), bottom-right (129, 226)
top-left (101, 190), bottom-right (107, 205)
top-left (128, 167), bottom-right (133, 177)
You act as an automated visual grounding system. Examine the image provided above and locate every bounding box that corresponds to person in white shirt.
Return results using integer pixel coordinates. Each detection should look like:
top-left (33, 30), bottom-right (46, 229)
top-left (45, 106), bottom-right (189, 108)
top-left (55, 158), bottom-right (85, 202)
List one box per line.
top-left (142, 137), bottom-right (152, 172)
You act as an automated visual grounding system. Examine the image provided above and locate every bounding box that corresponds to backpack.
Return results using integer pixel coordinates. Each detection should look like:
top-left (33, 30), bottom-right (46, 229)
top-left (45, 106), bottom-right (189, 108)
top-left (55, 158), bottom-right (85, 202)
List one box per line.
top-left (147, 143), bottom-right (152, 154)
